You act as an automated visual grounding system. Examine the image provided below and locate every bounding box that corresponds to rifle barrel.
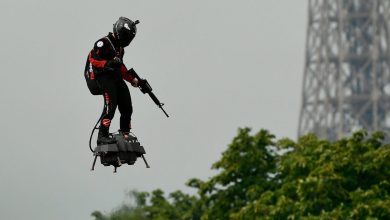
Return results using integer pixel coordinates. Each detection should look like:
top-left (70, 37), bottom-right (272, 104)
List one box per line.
top-left (160, 106), bottom-right (169, 118)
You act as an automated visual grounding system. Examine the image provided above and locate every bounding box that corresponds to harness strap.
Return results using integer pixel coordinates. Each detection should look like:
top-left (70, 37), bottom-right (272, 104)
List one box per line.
top-left (105, 36), bottom-right (122, 57)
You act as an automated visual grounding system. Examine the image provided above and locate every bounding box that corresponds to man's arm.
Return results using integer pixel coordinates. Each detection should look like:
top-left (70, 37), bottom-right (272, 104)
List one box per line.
top-left (88, 38), bottom-right (121, 74)
top-left (120, 64), bottom-right (138, 87)
top-left (88, 39), bottom-right (109, 69)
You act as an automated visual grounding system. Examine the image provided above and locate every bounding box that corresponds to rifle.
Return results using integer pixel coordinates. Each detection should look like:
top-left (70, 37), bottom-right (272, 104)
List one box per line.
top-left (128, 68), bottom-right (169, 118)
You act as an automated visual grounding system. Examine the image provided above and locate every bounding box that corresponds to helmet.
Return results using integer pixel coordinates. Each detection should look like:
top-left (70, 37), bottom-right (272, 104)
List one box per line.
top-left (113, 17), bottom-right (139, 47)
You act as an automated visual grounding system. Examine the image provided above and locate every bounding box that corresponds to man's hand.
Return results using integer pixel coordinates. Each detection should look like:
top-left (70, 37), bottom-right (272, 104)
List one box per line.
top-left (131, 78), bottom-right (139, 87)
top-left (106, 57), bottom-right (122, 68)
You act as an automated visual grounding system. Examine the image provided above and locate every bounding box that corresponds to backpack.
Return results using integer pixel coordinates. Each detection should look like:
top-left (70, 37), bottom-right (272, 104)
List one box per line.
top-left (84, 36), bottom-right (120, 95)
top-left (84, 55), bottom-right (102, 95)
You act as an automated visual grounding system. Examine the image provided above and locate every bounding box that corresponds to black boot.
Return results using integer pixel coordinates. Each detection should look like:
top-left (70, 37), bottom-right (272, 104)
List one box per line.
top-left (97, 127), bottom-right (116, 145)
top-left (118, 130), bottom-right (136, 142)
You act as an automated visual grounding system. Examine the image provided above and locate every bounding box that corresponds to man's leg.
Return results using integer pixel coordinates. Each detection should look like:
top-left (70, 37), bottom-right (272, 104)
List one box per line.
top-left (97, 79), bottom-right (118, 144)
top-left (117, 80), bottom-right (132, 138)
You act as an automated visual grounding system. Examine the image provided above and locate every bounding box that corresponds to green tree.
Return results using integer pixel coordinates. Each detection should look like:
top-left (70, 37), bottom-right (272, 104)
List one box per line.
top-left (187, 128), bottom-right (276, 220)
top-left (92, 129), bottom-right (390, 220)
top-left (92, 189), bottom-right (199, 220)
top-left (233, 131), bottom-right (390, 219)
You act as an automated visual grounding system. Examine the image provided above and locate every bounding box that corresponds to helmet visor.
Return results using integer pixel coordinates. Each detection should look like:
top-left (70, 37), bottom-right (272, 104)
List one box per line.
top-left (119, 30), bottom-right (135, 47)
top-left (114, 18), bottom-right (138, 47)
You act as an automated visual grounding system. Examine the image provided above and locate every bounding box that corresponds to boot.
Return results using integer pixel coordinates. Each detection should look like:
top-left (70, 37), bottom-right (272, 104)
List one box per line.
top-left (119, 130), bottom-right (134, 142)
top-left (97, 128), bottom-right (116, 145)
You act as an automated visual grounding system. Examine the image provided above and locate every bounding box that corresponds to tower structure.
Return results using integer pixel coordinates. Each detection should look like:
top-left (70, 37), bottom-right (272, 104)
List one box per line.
top-left (298, 0), bottom-right (390, 140)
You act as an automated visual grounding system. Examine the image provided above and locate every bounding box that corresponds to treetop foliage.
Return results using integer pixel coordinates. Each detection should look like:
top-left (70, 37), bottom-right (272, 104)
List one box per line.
top-left (92, 129), bottom-right (390, 220)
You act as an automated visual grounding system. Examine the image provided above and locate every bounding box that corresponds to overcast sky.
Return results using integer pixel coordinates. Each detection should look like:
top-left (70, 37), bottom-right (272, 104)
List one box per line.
top-left (0, 0), bottom-right (307, 219)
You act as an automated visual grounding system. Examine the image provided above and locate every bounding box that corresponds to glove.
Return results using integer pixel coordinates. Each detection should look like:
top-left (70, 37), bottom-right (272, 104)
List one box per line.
top-left (131, 78), bottom-right (139, 87)
top-left (105, 57), bottom-right (122, 68)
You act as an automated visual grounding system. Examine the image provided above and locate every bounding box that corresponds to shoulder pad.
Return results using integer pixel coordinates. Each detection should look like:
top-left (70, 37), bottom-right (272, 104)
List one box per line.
top-left (94, 37), bottom-right (109, 49)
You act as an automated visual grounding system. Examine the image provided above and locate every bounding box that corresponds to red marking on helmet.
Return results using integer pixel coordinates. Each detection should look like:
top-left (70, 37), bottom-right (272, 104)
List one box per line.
top-left (90, 72), bottom-right (95, 80)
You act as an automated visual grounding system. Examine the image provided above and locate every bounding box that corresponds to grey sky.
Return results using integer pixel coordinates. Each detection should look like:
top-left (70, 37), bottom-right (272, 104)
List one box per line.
top-left (0, 0), bottom-right (307, 219)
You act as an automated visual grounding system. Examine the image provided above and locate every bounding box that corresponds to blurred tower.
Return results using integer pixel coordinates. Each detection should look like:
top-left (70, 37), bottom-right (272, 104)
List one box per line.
top-left (298, 0), bottom-right (390, 140)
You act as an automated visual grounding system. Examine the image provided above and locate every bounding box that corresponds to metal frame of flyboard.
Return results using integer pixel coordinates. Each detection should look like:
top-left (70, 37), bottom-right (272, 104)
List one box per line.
top-left (89, 105), bottom-right (150, 173)
top-left (91, 133), bottom-right (150, 173)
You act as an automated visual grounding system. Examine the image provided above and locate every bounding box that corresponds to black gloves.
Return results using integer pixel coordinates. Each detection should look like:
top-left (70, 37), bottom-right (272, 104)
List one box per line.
top-left (105, 57), bottom-right (122, 69)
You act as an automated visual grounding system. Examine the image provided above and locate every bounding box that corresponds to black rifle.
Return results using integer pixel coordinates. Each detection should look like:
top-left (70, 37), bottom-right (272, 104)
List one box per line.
top-left (128, 68), bottom-right (169, 118)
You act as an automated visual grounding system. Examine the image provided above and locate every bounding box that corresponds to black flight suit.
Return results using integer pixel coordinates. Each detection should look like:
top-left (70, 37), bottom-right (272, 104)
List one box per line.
top-left (87, 33), bottom-right (135, 139)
